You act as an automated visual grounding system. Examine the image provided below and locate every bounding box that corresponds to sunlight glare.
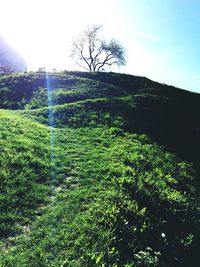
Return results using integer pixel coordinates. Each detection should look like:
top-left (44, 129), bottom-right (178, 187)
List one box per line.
top-left (0, 0), bottom-right (117, 71)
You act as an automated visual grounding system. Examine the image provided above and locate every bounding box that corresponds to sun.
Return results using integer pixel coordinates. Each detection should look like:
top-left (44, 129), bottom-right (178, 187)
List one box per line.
top-left (0, 0), bottom-right (81, 70)
top-left (0, 0), bottom-right (122, 71)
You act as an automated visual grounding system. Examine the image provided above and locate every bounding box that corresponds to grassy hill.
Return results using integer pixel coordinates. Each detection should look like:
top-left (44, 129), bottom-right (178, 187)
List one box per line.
top-left (1, 72), bottom-right (200, 266)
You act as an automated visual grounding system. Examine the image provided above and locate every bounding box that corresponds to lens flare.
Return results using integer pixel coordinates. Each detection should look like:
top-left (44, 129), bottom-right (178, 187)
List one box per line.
top-left (46, 72), bottom-right (55, 181)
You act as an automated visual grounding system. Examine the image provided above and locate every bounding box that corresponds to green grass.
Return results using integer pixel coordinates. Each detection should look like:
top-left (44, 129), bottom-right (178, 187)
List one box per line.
top-left (1, 72), bottom-right (200, 266)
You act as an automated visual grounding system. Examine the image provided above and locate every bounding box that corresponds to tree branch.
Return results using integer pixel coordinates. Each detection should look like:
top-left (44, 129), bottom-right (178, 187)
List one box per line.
top-left (72, 41), bottom-right (91, 71)
top-left (70, 24), bottom-right (126, 72)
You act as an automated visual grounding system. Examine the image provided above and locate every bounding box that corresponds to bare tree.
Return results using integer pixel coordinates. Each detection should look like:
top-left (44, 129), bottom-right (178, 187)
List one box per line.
top-left (71, 25), bottom-right (126, 72)
top-left (0, 64), bottom-right (15, 75)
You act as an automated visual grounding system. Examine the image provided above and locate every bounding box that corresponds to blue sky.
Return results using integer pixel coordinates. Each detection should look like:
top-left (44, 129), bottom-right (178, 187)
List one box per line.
top-left (0, 0), bottom-right (200, 92)
top-left (116, 0), bottom-right (200, 92)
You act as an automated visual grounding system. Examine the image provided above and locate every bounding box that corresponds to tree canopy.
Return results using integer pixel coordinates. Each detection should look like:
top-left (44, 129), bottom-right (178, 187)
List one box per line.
top-left (71, 25), bottom-right (126, 72)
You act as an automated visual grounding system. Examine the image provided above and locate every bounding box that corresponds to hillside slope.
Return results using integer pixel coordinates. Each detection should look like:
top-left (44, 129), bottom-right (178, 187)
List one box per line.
top-left (1, 71), bottom-right (200, 162)
top-left (1, 72), bottom-right (200, 266)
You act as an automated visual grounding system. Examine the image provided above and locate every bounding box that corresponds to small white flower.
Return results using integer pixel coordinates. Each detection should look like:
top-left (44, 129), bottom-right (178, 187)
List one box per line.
top-left (161, 232), bottom-right (166, 238)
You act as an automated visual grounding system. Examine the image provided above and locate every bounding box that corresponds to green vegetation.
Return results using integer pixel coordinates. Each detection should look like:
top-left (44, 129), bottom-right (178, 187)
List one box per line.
top-left (1, 72), bottom-right (200, 266)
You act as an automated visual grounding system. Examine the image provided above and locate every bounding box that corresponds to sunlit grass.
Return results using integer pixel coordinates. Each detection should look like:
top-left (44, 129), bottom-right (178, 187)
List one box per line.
top-left (1, 72), bottom-right (200, 266)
